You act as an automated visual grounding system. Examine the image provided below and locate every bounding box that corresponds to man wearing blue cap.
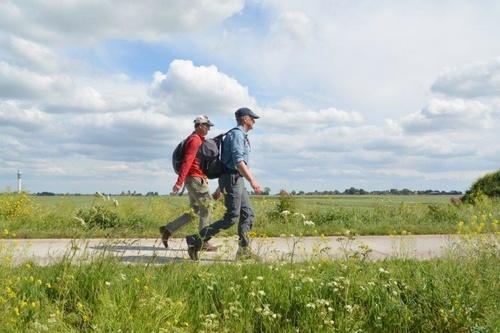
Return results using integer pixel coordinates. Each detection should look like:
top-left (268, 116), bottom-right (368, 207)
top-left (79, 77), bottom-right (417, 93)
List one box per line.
top-left (186, 107), bottom-right (263, 260)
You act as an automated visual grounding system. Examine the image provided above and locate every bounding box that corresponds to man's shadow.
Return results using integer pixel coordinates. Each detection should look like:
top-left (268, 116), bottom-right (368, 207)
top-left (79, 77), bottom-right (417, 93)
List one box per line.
top-left (89, 244), bottom-right (234, 264)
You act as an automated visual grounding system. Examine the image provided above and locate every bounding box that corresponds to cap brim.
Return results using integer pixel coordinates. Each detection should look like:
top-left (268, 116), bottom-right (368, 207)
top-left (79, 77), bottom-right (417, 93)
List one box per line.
top-left (206, 121), bottom-right (214, 126)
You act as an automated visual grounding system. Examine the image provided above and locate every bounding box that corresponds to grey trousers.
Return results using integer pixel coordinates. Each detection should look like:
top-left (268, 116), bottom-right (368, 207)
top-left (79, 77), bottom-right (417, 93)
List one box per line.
top-left (163, 176), bottom-right (211, 233)
top-left (197, 173), bottom-right (254, 247)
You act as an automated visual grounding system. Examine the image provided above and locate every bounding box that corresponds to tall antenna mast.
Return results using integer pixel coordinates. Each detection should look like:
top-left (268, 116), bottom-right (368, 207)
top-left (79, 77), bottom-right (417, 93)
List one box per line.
top-left (17, 169), bottom-right (22, 193)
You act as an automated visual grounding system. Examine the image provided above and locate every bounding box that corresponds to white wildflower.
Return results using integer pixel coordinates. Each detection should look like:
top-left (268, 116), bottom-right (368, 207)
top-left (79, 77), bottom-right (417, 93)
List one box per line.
top-left (73, 216), bottom-right (86, 227)
top-left (304, 220), bottom-right (315, 226)
top-left (378, 267), bottom-right (390, 274)
top-left (280, 210), bottom-right (291, 216)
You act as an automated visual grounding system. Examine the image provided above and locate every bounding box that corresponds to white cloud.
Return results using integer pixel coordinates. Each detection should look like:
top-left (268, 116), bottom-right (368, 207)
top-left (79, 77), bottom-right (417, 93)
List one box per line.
top-left (2, 35), bottom-right (59, 72)
top-left (270, 11), bottom-right (313, 42)
top-left (400, 98), bottom-right (492, 133)
top-left (0, 61), bottom-right (58, 99)
top-left (432, 57), bottom-right (500, 98)
top-left (0, 59), bottom-right (147, 113)
top-left (0, 100), bottom-right (51, 131)
top-left (0, 0), bottom-right (244, 43)
top-left (151, 59), bottom-right (256, 116)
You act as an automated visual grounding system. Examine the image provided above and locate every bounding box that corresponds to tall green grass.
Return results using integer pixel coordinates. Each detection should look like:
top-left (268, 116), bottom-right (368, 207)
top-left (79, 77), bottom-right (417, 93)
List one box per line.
top-left (0, 246), bottom-right (498, 332)
top-left (0, 192), bottom-right (499, 238)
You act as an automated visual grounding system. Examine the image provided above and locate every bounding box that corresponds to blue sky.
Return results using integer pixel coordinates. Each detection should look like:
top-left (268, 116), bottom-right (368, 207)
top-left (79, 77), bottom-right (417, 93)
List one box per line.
top-left (0, 0), bottom-right (499, 194)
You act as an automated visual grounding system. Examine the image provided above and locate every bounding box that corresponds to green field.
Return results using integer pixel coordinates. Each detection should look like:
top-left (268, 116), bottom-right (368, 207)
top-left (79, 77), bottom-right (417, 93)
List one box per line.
top-left (0, 245), bottom-right (498, 332)
top-left (0, 193), bottom-right (498, 238)
top-left (1, 193), bottom-right (499, 332)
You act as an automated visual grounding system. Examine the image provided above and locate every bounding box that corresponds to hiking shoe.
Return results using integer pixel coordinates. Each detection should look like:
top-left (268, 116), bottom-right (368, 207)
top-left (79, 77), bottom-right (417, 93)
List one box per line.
top-left (187, 246), bottom-right (199, 261)
top-left (186, 236), bottom-right (201, 261)
top-left (202, 241), bottom-right (219, 252)
top-left (235, 247), bottom-right (262, 262)
top-left (159, 226), bottom-right (171, 249)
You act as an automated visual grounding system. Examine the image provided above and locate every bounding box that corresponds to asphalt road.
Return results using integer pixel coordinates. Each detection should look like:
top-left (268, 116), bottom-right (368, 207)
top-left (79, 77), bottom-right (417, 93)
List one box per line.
top-left (0, 234), bottom-right (464, 265)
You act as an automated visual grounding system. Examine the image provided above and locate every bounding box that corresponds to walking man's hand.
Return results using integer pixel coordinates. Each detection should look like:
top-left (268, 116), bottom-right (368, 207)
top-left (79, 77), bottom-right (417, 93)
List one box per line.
top-left (250, 180), bottom-right (262, 194)
top-left (172, 184), bottom-right (182, 193)
top-left (212, 188), bottom-right (222, 200)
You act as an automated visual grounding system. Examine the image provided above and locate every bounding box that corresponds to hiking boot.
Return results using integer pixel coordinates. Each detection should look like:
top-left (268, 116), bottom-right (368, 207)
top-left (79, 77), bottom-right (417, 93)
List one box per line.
top-left (159, 226), bottom-right (171, 249)
top-left (187, 246), bottom-right (199, 261)
top-left (202, 241), bottom-right (219, 252)
top-left (186, 236), bottom-right (201, 261)
top-left (235, 246), bottom-right (262, 262)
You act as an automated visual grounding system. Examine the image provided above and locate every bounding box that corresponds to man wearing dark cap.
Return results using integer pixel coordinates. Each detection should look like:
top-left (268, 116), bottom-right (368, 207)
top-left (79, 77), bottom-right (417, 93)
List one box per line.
top-left (159, 115), bottom-right (219, 252)
top-left (186, 107), bottom-right (263, 261)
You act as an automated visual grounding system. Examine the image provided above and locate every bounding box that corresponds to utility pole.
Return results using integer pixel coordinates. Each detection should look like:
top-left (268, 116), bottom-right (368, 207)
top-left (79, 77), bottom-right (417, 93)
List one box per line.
top-left (17, 169), bottom-right (22, 193)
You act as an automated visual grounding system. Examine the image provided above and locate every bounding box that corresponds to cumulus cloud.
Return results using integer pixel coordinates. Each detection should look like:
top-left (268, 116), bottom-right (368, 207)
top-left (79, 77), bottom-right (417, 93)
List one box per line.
top-left (399, 98), bottom-right (492, 133)
top-left (432, 58), bottom-right (500, 98)
top-left (258, 98), bottom-right (363, 133)
top-left (270, 11), bottom-right (314, 42)
top-left (2, 35), bottom-right (59, 72)
top-left (151, 59), bottom-right (256, 116)
top-left (0, 59), bottom-right (147, 113)
top-left (0, 101), bottom-right (51, 131)
top-left (0, 0), bottom-right (244, 43)
top-left (0, 61), bottom-right (59, 99)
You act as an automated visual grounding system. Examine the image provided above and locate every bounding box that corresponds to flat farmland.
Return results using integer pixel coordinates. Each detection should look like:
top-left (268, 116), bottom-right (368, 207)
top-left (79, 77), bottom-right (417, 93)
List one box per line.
top-left (1, 193), bottom-right (497, 238)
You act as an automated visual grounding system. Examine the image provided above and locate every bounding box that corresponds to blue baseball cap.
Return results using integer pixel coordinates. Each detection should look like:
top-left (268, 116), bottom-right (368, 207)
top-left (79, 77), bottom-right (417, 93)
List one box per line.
top-left (235, 107), bottom-right (260, 119)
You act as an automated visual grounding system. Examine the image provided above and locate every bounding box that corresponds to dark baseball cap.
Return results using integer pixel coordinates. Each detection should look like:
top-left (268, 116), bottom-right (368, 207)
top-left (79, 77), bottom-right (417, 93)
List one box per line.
top-left (235, 107), bottom-right (260, 119)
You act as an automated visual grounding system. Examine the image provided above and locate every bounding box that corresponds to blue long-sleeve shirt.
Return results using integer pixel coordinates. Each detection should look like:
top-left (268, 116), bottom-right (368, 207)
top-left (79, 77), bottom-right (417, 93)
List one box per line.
top-left (221, 126), bottom-right (251, 171)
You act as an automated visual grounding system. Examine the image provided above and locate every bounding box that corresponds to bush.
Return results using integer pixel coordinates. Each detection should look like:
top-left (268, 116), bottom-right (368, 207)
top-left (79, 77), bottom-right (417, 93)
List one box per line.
top-left (76, 205), bottom-right (120, 229)
top-left (462, 170), bottom-right (500, 204)
top-left (0, 192), bottom-right (36, 220)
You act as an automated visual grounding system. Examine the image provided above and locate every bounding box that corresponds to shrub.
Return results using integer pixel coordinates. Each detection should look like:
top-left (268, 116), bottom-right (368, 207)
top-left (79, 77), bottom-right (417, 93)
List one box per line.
top-left (462, 170), bottom-right (500, 204)
top-left (0, 192), bottom-right (36, 220)
top-left (267, 190), bottom-right (297, 221)
top-left (76, 205), bottom-right (120, 229)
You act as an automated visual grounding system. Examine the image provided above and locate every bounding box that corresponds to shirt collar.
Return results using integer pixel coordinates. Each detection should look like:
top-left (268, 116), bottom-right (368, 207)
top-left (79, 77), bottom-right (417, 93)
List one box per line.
top-left (237, 125), bottom-right (248, 134)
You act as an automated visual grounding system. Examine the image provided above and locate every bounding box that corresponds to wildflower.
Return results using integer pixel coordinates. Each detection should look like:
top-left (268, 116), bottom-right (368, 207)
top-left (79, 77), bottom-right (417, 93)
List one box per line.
top-left (280, 210), bottom-right (291, 216)
top-left (73, 216), bottom-right (86, 227)
top-left (306, 303), bottom-right (316, 309)
top-left (378, 267), bottom-right (390, 274)
top-left (105, 281), bottom-right (111, 286)
top-left (258, 290), bottom-right (266, 296)
top-left (256, 276), bottom-right (264, 281)
top-left (304, 220), bottom-right (315, 226)
top-left (120, 273), bottom-right (126, 281)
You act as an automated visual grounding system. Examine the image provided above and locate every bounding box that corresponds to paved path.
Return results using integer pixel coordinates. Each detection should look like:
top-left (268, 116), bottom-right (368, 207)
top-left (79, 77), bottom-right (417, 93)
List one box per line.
top-left (0, 235), bottom-right (464, 265)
